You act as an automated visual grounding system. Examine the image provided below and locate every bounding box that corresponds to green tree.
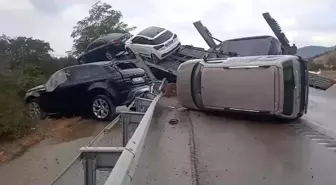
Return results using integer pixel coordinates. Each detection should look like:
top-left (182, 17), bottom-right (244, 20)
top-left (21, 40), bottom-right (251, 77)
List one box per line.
top-left (0, 35), bottom-right (76, 139)
top-left (70, 1), bottom-right (136, 56)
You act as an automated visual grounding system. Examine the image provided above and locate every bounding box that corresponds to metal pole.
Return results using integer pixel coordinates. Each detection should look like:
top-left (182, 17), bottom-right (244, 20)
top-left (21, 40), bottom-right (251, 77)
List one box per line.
top-left (134, 54), bottom-right (157, 81)
top-left (193, 21), bottom-right (217, 48)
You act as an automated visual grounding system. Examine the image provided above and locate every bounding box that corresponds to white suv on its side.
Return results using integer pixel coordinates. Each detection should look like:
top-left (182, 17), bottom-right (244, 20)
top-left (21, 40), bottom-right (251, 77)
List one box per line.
top-left (125, 26), bottom-right (181, 63)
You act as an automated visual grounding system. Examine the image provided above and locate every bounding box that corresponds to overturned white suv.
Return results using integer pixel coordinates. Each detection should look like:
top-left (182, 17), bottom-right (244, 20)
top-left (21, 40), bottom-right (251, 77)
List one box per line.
top-left (125, 26), bottom-right (181, 63)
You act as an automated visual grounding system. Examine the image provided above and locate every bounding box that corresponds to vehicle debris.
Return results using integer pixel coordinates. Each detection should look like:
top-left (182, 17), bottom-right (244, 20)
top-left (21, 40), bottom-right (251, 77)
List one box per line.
top-left (169, 119), bottom-right (179, 125)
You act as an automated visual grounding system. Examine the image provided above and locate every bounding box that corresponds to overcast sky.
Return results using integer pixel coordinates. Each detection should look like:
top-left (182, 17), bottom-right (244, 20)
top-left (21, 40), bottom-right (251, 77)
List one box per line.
top-left (1, 0), bottom-right (335, 56)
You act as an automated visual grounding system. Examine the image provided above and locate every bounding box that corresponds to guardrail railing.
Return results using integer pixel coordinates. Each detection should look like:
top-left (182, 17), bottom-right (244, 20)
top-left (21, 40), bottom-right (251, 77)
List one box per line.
top-left (78, 80), bottom-right (165, 185)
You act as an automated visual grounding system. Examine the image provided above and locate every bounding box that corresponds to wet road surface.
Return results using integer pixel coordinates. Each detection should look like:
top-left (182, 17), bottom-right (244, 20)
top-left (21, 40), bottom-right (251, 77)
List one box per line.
top-left (2, 87), bottom-right (336, 185)
top-left (133, 96), bottom-right (336, 185)
top-left (303, 86), bottom-right (336, 138)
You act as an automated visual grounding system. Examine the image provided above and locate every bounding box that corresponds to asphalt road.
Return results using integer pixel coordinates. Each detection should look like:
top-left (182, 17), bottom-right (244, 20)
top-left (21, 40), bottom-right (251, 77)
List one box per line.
top-left (303, 86), bottom-right (336, 137)
top-left (2, 87), bottom-right (336, 185)
top-left (133, 95), bottom-right (336, 185)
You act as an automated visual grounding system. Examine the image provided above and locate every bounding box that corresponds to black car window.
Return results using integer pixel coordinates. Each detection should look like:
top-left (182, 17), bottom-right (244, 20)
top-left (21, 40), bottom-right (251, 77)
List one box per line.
top-left (133, 37), bottom-right (152, 45)
top-left (45, 69), bottom-right (68, 92)
top-left (71, 65), bottom-right (107, 81)
top-left (153, 30), bottom-right (173, 45)
top-left (87, 40), bottom-right (106, 51)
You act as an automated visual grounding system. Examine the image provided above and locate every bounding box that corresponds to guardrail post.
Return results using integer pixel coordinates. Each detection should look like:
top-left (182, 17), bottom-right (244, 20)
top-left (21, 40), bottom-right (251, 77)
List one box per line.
top-left (80, 147), bottom-right (124, 185)
top-left (82, 153), bottom-right (97, 185)
top-left (121, 113), bottom-right (129, 147)
top-left (120, 111), bottom-right (145, 147)
top-left (135, 97), bottom-right (153, 113)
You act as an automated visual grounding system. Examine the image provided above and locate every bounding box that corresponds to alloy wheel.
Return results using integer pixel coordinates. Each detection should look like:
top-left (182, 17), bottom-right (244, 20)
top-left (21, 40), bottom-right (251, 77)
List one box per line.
top-left (92, 98), bottom-right (110, 119)
top-left (28, 101), bottom-right (41, 119)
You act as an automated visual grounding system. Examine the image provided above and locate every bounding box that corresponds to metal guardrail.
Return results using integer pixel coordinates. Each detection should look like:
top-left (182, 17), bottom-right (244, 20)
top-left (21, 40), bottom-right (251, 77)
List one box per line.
top-left (103, 93), bottom-right (162, 185)
top-left (77, 80), bottom-right (166, 185)
top-left (309, 72), bottom-right (336, 90)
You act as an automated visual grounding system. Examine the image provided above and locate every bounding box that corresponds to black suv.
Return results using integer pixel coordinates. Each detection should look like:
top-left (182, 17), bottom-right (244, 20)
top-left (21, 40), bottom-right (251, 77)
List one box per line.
top-left (24, 61), bottom-right (149, 121)
top-left (77, 33), bottom-right (132, 64)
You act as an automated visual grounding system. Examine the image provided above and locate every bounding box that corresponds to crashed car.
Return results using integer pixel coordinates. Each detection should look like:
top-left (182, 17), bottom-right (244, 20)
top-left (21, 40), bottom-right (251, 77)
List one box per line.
top-left (177, 55), bottom-right (309, 120)
top-left (125, 26), bottom-right (181, 63)
top-left (77, 33), bottom-right (132, 64)
top-left (25, 61), bottom-right (149, 121)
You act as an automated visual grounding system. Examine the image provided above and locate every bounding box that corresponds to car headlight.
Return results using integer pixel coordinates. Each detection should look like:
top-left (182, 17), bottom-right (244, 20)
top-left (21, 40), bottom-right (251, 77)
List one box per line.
top-left (132, 77), bottom-right (145, 83)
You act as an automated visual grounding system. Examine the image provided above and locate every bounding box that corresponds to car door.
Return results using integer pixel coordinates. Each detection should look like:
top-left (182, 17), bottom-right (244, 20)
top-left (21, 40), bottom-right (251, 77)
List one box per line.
top-left (131, 37), bottom-right (151, 57)
top-left (41, 69), bottom-right (70, 113)
top-left (62, 66), bottom-right (95, 111)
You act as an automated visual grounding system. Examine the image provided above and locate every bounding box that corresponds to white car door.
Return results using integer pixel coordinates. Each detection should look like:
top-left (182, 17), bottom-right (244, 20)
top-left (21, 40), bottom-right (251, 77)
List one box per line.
top-left (131, 37), bottom-right (151, 57)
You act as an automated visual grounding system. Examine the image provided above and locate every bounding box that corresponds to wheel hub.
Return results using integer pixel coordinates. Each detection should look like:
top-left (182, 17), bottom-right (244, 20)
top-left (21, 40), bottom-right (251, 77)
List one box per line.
top-left (28, 102), bottom-right (41, 119)
top-left (92, 98), bottom-right (110, 119)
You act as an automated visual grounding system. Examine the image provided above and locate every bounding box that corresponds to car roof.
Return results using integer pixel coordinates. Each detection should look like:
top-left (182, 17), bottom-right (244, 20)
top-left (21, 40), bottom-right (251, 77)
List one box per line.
top-left (92, 33), bottom-right (126, 43)
top-left (63, 61), bottom-right (112, 70)
top-left (137, 26), bottom-right (166, 38)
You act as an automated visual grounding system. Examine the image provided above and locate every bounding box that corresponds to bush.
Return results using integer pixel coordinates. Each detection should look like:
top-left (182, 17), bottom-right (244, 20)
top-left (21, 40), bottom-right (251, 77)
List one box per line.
top-left (308, 62), bottom-right (324, 71)
top-left (0, 76), bottom-right (36, 140)
top-left (0, 35), bottom-right (77, 140)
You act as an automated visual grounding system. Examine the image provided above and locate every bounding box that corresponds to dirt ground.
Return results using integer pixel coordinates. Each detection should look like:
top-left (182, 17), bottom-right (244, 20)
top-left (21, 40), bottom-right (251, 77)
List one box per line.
top-left (320, 70), bottom-right (336, 80)
top-left (0, 117), bottom-right (106, 164)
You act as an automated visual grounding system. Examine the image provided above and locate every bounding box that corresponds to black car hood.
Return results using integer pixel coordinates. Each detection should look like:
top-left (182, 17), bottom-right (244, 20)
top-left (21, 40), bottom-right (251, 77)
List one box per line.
top-left (120, 68), bottom-right (146, 78)
top-left (27, 84), bottom-right (45, 93)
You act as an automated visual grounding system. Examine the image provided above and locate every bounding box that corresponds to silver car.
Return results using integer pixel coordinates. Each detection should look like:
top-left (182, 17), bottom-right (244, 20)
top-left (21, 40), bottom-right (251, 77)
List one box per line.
top-left (176, 55), bottom-right (309, 120)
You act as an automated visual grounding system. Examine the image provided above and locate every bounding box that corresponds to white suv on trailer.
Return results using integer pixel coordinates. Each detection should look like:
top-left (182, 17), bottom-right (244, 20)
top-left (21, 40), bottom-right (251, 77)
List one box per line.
top-left (125, 26), bottom-right (181, 63)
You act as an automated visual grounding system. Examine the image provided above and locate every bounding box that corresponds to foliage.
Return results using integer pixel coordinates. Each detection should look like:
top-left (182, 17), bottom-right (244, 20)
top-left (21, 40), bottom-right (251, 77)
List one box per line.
top-left (70, 1), bottom-right (136, 56)
top-left (326, 55), bottom-right (336, 70)
top-left (0, 75), bottom-right (35, 140)
top-left (308, 59), bottom-right (325, 71)
top-left (0, 35), bottom-right (76, 139)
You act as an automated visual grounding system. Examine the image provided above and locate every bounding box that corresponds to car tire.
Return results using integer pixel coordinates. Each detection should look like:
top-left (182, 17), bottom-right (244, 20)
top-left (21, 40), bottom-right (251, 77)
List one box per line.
top-left (126, 48), bottom-right (135, 58)
top-left (91, 95), bottom-right (116, 121)
top-left (27, 99), bottom-right (46, 120)
top-left (151, 53), bottom-right (160, 64)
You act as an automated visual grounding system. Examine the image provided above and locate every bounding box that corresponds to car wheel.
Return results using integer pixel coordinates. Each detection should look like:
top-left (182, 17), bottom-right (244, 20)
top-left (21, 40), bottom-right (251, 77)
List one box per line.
top-left (91, 95), bottom-right (116, 121)
top-left (126, 48), bottom-right (135, 58)
top-left (106, 51), bottom-right (114, 60)
top-left (27, 99), bottom-right (45, 119)
top-left (151, 53), bottom-right (160, 64)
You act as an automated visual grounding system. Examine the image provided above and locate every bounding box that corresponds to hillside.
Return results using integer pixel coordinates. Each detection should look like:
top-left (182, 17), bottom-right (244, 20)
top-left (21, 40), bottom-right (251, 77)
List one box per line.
top-left (298, 46), bottom-right (336, 59)
top-left (312, 50), bottom-right (336, 64)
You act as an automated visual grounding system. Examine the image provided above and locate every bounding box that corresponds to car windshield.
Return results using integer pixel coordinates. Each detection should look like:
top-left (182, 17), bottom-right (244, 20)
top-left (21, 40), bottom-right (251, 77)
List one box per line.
top-left (45, 69), bottom-right (68, 92)
top-left (153, 30), bottom-right (173, 45)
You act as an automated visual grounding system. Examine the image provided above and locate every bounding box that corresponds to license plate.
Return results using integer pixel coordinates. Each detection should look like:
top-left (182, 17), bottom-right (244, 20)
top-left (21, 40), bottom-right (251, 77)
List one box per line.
top-left (165, 40), bottom-right (173, 47)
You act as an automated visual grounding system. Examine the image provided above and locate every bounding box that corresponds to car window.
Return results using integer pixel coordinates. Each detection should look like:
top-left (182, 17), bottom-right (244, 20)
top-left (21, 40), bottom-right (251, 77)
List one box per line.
top-left (153, 30), bottom-right (173, 45)
top-left (71, 65), bottom-right (107, 81)
top-left (133, 37), bottom-right (153, 45)
top-left (45, 69), bottom-right (68, 92)
top-left (87, 40), bottom-right (106, 51)
top-left (138, 26), bottom-right (165, 38)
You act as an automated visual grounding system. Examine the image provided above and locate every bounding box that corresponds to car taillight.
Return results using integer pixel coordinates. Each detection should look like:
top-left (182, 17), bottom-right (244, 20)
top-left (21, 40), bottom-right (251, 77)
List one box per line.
top-left (154, 44), bottom-right (164, 50)
top-left (113, 40), bottom-right (120, 45)
top-left (173, 34), bottom-right (177, 39)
